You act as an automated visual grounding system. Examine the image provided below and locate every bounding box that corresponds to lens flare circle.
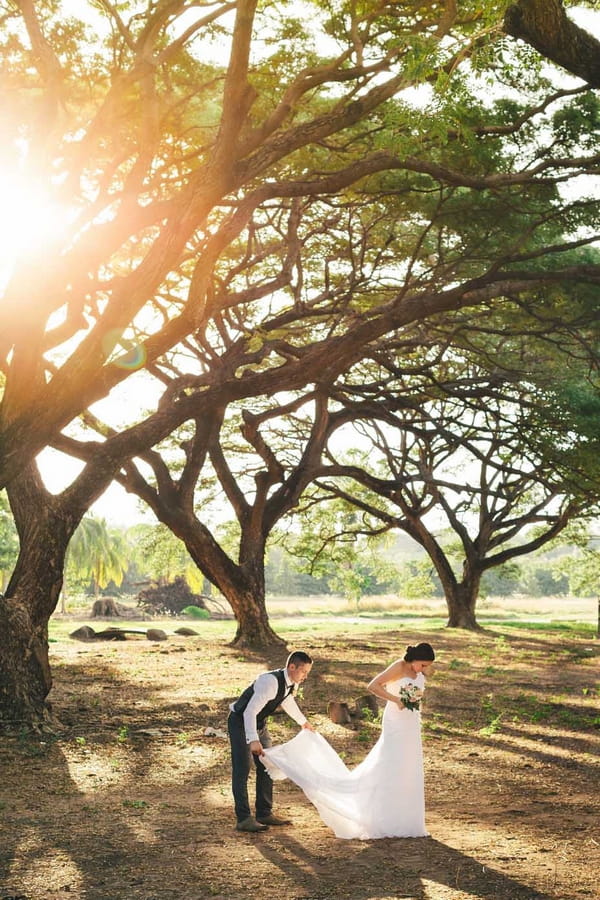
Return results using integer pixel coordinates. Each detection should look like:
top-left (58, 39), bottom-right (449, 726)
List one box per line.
top-left (112, 344), bottom-right (147, 371)
top-left (102, 329), bottom-right (147, 371)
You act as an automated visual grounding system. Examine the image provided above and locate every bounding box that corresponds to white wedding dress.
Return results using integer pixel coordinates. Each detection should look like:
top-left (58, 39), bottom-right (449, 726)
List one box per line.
top-left (261, 673), bottom-right (427, 840)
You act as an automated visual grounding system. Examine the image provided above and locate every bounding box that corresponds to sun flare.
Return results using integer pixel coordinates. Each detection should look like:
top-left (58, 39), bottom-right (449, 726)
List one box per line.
top-left (0, 171), bottom-right (72, 292)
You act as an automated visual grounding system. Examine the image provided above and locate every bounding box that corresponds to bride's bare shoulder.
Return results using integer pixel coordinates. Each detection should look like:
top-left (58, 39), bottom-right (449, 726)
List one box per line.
top-left (373, 658), bottom-right (407, 684)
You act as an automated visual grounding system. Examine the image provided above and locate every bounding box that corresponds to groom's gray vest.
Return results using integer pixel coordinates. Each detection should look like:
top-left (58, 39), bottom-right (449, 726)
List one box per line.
top-left (232, 669), bottom-right (293, 731)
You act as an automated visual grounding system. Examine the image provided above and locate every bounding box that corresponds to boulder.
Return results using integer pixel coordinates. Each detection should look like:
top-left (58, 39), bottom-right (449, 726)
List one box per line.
top-left (146, 628), bottom-right (168, 642)
top-left (353, 694), bottom-right (380, 718)
top-left (69, 625), bottom-right (97, 641)
top-left (327, 700), bottom-right (352, 725)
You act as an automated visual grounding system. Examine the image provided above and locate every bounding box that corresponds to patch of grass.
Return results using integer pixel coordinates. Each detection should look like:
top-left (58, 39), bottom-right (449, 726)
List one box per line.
top-left (478, 692), bottom-right (504, 734)
top-left (499, 620), bottom-right (596, 637)
top-left (423, 713), bottom-right (453, 734)
top-left (448, 658), bottom-right (468, 670)
top-left (356, 611), bottom-right (446, 621)
top-left (280, 623), bottom-right (312, 633)
top-left (567, 645), bottom-right (597, 661)
top-left (472, 688), bottom-right (599, 733)
top-left (359, 706), bottom-right (382, 725)
top-left (517, 694), bottom-right (555, 723)
top-left (479, 713), bottom-right (503, 736)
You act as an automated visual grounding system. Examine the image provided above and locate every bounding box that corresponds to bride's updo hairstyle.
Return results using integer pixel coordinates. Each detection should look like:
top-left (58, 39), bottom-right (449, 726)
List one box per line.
top-left (404, 643), bottom-right (435, 662)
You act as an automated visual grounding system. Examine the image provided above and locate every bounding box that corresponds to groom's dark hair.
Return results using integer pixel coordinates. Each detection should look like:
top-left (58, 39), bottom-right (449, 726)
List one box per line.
top-left (286, 651), bottom-right (313, 667)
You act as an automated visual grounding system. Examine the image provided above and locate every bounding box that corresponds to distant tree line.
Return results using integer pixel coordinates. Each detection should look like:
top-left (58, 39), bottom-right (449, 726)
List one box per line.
top-left (3, 508), bottom-right (590, 607)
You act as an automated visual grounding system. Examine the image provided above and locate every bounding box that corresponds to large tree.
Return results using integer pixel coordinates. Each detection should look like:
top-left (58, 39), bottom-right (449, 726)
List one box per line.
top-left (296, 318), bottom-right (600, 628)
top-left (60, 280), bottom-right (600, 639)
top-left (116, 393), bottom-right (334, 647)
top-left (0, 0), bottom-right (476, 728)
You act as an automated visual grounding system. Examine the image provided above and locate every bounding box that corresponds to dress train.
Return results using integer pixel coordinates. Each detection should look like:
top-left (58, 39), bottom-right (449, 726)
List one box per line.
top-left (261, 674), bottom-right (428, 840)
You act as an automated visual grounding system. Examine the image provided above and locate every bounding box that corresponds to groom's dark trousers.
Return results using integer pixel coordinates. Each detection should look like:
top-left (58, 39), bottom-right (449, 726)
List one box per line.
top-left (227, 711), bottom-right (273, 822)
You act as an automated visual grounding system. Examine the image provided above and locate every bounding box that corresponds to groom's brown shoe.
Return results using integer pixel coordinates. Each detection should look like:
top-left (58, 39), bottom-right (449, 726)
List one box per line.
top-left (256, 814), bottom-right (291, 826)
top-left (236, 816), bottom-right (269, 832)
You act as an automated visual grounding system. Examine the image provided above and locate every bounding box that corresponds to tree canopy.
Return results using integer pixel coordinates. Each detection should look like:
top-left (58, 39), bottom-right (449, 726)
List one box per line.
top-left (1, 1), bottom-right (599, 492)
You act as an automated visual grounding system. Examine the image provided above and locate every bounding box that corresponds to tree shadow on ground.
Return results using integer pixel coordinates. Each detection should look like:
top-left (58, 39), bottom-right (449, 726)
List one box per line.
top-left (0, 738), bottom-right (150, 900)
top-left (254, 832), bottom-right (558, 900)
top-left (0, 650), bottom-right (230, 900)
top-left (3, 626), bottom-right (593, 899)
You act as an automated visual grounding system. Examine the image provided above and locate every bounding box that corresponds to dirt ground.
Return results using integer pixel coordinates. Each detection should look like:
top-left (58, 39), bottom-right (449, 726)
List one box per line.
top-left (0, 622), bottom-right (598, 900)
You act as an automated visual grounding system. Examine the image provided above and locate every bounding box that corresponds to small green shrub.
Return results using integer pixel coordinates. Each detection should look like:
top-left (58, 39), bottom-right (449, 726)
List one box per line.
top-left (479, 713), bottom-right (503, 736)
top-left (181, 605), bottom-right (210, 619)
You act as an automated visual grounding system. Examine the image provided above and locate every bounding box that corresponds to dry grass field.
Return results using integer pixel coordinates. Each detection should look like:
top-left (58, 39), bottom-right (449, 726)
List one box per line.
top-left (0, 606), bottom-right (598, 900)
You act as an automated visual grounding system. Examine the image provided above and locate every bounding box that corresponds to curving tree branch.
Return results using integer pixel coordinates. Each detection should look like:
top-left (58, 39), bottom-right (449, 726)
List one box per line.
top-left (504, 0), bottom-right (600, 86)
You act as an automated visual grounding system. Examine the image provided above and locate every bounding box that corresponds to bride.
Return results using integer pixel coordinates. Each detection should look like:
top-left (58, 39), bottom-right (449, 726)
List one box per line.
top-left (261, 642), bottom-right (435, 840)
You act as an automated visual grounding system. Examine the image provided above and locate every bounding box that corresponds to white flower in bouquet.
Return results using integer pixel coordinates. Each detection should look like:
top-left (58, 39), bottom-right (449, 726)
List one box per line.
top-left (399, 683), bottom-right (424, 711)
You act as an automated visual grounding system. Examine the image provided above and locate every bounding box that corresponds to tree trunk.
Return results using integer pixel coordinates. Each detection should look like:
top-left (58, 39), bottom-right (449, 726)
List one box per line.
top-left (163, 512), bottom-right (287, 651)
top-left (399, 518), bottom-right (484, 631)
top-left (0, 595), bottom-right (54, 731)
top-left (0, 538), bottom-right (68, 731)
top-left (227, 584), bottom-right (286, 650)
top-left (226, 539), bottom-right (287, 649)
top-left (445, 582), bottom-right (483, 631)
top-left (0, 466), bottom-right (83, 731)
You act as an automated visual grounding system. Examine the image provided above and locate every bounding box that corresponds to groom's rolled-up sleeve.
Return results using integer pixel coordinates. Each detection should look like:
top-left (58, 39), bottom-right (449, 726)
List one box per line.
top-left (243, 672), bottom-right (278, 743)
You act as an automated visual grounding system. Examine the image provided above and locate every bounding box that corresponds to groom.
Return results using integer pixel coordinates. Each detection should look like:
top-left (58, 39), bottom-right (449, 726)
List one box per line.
top-left (228, 650), bottom-right (314, 832)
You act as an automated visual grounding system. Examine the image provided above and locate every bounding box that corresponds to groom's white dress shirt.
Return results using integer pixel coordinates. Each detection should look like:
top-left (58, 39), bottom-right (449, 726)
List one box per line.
top-left (230, 670), bottom-right (307, 743)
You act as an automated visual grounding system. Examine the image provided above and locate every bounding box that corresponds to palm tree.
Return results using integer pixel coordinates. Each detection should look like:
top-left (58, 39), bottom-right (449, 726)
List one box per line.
top-left (63, 517), bottom-right (130, 611)
top-left (128, 523), bottom-right (204, 592)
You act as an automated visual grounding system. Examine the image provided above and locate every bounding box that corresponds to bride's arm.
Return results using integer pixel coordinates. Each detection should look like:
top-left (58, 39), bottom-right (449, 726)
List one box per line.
top-left (366, 659), bottom-right (406, 705)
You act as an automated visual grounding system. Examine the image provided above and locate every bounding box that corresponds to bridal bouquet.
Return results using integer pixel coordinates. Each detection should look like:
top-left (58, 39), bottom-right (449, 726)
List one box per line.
top-left (399, 684), bottom-right (424, 711)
